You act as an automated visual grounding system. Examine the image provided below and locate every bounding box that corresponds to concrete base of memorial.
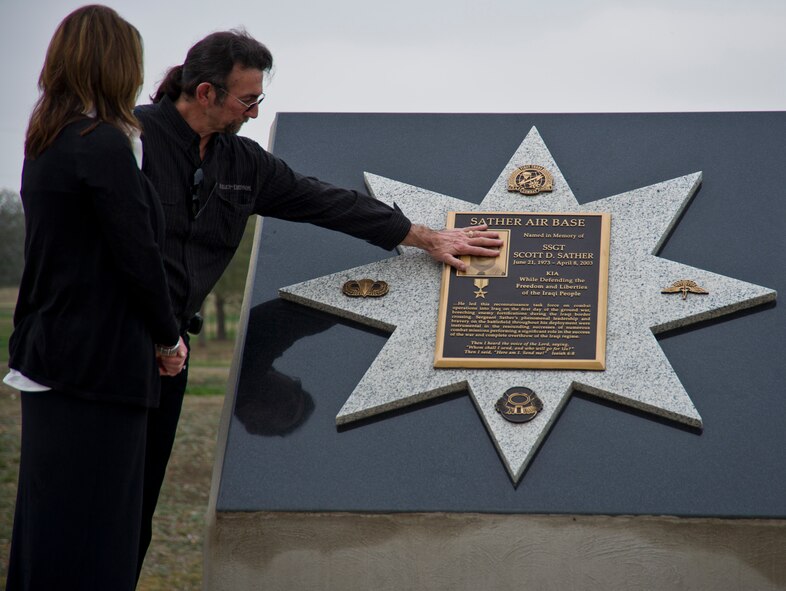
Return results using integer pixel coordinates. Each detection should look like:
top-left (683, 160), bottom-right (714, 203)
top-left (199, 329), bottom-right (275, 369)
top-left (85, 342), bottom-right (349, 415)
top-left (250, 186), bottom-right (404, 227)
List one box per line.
top-left (204, 512), bottom-right (786, 590)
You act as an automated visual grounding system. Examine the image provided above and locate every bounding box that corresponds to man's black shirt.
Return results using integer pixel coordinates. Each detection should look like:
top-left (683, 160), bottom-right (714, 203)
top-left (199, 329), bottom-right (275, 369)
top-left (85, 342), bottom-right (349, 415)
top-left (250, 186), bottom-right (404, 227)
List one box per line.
top-left (135, 97), bottom-right (411, 326)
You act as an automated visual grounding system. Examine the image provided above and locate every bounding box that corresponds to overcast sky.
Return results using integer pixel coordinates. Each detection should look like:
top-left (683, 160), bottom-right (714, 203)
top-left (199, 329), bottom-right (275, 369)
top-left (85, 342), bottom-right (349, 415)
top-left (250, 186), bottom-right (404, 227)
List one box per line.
top-left (1, 0), bottom-right (784, 191)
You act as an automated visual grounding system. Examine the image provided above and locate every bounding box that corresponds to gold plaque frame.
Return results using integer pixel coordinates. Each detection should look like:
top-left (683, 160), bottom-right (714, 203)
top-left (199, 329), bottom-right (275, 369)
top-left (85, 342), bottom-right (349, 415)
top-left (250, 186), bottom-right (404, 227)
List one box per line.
top-left (434, 211), bottom-right (611, 370)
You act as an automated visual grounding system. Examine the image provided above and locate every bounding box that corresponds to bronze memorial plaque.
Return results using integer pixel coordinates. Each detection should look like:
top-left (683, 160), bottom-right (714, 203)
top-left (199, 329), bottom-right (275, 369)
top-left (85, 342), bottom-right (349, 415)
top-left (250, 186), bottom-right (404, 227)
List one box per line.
top-left (435, 212), bottom-right (611, 370)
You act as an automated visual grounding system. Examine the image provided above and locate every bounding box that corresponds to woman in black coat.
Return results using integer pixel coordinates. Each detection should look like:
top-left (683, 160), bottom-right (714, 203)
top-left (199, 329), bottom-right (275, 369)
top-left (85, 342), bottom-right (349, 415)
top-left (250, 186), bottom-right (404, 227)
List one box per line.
top-left (4, 6), bottom-right (185, 590)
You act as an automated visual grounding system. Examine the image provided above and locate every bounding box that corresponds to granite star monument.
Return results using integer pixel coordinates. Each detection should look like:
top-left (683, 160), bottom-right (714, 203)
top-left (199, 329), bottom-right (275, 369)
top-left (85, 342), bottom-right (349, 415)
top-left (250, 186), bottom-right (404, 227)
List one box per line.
top-left (279, 127), bottom-right (776, 483)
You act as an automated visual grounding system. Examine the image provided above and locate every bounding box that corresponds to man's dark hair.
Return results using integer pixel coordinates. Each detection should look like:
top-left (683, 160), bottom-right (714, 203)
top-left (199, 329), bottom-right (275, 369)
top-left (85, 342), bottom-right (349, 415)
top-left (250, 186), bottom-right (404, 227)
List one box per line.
top-left (152, 29), bottom-right (273, 103)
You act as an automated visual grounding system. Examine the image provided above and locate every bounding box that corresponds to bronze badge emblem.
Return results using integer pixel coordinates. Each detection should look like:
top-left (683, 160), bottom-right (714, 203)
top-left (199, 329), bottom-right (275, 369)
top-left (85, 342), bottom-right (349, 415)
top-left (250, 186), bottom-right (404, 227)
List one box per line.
top-left (495, 387), bottom-right (543, 423)
top-left (661, 279), bottom-right (709, 300)
top-left (473, 278), bottom-right (489, 298)
top-left (507, 165), bottom-right (554, 195)
top-left (342, 278), bottom-right (389, 298)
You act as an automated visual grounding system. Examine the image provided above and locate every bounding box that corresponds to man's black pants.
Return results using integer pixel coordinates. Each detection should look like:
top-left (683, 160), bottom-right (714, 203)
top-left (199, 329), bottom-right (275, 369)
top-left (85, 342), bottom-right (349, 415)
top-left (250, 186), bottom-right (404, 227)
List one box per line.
top-left (136, 359), bottom-right (189, 579)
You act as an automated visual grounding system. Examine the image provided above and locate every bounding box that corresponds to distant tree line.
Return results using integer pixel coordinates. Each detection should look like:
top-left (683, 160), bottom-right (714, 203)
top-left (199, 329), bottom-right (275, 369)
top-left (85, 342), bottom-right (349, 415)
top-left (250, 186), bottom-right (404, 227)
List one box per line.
top-left (0, 189), bottom-right (24, 287)
top-left (203, 218), bottom-right (256, 343)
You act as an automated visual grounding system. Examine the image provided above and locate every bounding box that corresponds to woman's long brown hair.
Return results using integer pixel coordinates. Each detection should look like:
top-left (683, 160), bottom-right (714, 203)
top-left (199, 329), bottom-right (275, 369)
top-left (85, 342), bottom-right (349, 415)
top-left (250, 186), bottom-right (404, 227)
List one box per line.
top-left (25, 4), bottom-right (144, 158)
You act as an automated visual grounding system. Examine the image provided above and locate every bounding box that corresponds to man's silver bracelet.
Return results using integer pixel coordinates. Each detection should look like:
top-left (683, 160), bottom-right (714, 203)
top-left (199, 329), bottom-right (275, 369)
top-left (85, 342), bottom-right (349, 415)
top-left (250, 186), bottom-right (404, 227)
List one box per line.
top-left (156, 341), bottom-right (180, 357)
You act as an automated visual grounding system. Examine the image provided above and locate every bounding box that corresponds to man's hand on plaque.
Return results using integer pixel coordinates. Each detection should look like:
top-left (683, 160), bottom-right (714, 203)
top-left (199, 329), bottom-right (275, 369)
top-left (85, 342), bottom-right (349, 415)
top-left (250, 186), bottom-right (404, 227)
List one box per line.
top-left (401, 223), bottom-right (502, 271)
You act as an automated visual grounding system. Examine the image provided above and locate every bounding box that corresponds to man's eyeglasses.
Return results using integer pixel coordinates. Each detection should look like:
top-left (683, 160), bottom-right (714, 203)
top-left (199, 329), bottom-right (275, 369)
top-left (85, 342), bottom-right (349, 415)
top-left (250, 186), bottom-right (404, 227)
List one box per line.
top-left (217, 86), bottom-right (265, 112)
top-left (191, 167), bottom-right (216, 219)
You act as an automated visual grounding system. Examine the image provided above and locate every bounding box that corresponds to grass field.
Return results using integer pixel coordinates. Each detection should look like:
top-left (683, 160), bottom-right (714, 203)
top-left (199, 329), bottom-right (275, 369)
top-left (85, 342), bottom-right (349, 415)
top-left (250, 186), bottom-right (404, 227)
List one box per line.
top-left (0, 287), bottom-right (231, 589)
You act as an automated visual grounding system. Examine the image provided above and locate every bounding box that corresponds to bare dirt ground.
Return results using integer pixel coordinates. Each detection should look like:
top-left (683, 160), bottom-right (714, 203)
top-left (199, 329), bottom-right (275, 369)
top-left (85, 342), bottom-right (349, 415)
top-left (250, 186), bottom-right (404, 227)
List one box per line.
top-left (136, 394), bottom-right (224, 591)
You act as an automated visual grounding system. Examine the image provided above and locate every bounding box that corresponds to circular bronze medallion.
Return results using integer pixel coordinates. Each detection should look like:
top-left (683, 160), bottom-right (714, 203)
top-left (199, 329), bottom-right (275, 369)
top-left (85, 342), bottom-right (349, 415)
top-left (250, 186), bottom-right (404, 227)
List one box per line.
top-left (495, 387), bottom-right (543, 423)
top-left (507, 165), bottom-right (554, 195)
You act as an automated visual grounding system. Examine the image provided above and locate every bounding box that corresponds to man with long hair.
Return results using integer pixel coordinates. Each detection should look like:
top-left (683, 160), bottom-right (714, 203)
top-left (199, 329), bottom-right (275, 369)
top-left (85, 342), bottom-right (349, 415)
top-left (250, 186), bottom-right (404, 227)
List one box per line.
top-left (134, 29), bottom-right (502, 576)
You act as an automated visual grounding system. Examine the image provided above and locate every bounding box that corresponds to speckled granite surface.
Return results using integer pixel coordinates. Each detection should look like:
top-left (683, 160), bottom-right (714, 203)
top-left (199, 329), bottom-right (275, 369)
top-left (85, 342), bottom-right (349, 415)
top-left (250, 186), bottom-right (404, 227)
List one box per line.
top-left (279, 127), bottom-right (776, 483)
